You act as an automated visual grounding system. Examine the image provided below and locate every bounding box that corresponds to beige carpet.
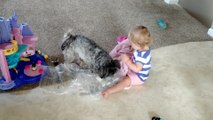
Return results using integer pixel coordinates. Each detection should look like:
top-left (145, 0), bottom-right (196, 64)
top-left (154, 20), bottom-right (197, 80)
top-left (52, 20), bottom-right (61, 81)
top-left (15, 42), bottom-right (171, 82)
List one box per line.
top-left (0, 41), bottom-right (213, 120)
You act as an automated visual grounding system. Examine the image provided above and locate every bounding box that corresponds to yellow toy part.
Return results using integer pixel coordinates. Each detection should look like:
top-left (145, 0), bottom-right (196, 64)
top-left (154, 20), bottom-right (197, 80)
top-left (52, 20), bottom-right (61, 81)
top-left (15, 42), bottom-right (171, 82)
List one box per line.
top-left (3, 40), bottom-right (18, 56)
top-left (20, 57), bottom-right (30, 61)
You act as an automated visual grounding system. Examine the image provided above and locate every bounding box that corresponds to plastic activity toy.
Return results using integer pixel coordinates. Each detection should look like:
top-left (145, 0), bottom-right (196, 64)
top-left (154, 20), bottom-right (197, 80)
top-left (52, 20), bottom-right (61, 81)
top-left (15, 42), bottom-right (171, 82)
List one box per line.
top-left (157, 19), bottom-right (168, 29)
top-left (0, 12), bottom-right (48, 90)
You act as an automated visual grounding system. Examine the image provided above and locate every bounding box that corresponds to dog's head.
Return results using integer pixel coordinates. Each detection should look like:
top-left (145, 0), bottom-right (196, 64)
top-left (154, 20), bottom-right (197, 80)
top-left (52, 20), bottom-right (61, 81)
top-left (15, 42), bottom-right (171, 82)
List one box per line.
top-left (97, 60), bottom-right (120, 78)
top-left (61, 31), bottom-right (76, 51)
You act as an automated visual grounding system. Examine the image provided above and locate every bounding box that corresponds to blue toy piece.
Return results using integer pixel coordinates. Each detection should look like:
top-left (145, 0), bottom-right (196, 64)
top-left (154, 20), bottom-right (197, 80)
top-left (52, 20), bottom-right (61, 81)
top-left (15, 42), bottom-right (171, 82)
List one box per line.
top-left (0, 17), bottom-right (11, 44)
top-left (9, 12), bottom-right (19, 28)
top-left (20, 23), bottom-right (34, 36)
top-left (0, 78), bottom-right (16, 90)
top-left (14, 53), bottom-right (47, 88)
top-left (157, 19), bottom-right (168, 29)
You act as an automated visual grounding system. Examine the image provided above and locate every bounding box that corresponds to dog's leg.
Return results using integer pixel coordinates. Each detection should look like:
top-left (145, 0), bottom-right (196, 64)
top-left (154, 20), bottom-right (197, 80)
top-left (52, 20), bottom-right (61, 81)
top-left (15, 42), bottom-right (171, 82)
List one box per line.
top-left (75, 58), bottom-right (88, 69)
top-left (64, 62), bottom-right (89, 73)
top-left (63, 48), bottom-right (75, 63)
top-left (64, 54), bottom-right (90, 73)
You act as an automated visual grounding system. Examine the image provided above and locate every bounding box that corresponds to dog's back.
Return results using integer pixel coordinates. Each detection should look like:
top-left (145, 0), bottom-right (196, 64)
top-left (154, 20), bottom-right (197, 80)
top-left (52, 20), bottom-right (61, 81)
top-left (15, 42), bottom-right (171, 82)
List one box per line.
top-left (61, 32), bottom-right (120, 78)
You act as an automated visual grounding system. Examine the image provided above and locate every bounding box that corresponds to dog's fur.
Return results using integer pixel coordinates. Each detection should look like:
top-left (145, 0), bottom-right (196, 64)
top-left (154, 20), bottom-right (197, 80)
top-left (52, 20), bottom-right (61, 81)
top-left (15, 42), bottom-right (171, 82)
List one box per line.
top-left (61, 31), bottom-right (120, 78)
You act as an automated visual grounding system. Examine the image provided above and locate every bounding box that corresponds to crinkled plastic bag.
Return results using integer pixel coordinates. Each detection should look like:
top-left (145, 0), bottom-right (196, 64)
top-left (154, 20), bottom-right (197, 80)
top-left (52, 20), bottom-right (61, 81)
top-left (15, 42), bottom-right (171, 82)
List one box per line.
top-left (39, 64), bottom-right (121, 96)
top-left (39, 64), bottom-right (75, 94)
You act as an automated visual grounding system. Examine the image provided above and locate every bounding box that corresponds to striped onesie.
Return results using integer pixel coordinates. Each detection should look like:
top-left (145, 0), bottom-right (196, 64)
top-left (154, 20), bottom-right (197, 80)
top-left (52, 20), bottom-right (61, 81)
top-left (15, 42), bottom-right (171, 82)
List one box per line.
top-left (132, 49), bottom-right (151, 81)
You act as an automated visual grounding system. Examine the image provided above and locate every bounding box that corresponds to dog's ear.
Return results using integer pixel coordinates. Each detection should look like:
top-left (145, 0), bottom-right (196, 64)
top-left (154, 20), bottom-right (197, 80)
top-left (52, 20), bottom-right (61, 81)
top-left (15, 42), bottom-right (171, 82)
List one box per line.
top-left (63, 29), bottom-right (73, 40)
top-left (61, 38), bottom-right (70, 50)
top-left (61, 30), bottom-right (76, 51)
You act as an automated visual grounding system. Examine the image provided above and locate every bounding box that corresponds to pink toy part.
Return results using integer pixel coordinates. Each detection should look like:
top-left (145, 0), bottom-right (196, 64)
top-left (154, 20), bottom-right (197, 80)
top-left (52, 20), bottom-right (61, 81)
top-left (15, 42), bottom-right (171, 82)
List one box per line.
top-left (25, 65), bottom-right (30, 70)
top-left (0, 49), bottom-right (11, 82)
top-left (12, 28), bottom-right (23, 44)
top-left (22, 35), bottom-right (38, 57)
top-left (22, 36), bottom-right (38, 44)
top-left (37, 60), bottom-right (42, 65)
top-left (38, 69), bottom-right (44, 74)
top-left (24, 65), bottom-right (44, 77)
top-left (116, 36), bottom-right (128, 43)
top-left (0, 42), bottom-right (13, 49)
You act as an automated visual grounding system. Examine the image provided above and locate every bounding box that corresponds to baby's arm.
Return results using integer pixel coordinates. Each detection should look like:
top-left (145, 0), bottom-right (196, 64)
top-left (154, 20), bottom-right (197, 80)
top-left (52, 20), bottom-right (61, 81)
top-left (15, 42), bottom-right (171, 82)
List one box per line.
top-left (126, 59), bottom-right (143, 72)
top-left (121, 54), bottom-right (143, 72)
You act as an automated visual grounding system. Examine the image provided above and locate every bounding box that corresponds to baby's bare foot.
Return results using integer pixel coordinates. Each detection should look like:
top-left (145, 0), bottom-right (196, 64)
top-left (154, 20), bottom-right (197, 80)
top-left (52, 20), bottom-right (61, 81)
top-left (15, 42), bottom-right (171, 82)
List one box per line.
top-left (102, 89), bottom-right (110, 98)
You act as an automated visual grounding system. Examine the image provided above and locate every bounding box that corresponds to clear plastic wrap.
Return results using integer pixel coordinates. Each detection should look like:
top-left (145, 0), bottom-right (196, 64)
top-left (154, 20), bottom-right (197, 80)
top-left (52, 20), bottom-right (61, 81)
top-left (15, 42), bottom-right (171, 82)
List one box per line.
top-left (39, 64), bottom-right (121, 96)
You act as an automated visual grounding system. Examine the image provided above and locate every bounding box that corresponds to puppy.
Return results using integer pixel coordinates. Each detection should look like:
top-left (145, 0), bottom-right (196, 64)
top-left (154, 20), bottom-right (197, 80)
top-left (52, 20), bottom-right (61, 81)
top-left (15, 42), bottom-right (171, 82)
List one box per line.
top-left (61, 31), bottom-right (120, 78)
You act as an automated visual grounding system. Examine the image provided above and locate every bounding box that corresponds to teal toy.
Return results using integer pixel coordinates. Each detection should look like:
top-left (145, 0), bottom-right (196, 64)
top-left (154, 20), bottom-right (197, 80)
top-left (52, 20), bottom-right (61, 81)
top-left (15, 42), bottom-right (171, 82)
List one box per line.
top-left (6, 45), bottom-right (27, 69)
top-left (157, 19), bottom-right (168, 29)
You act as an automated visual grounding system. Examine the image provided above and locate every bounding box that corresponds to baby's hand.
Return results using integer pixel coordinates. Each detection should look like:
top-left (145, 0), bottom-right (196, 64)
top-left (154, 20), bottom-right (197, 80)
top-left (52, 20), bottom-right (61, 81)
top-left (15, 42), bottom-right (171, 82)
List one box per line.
top-left (130, 47), bottom-right (134, 53)
top-left (120, 54), bottom-right (130, 63)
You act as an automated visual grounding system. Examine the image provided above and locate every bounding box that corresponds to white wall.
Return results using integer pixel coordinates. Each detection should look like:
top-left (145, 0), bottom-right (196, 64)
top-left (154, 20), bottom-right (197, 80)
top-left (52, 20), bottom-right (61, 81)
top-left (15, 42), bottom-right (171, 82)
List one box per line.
top-left (164, 0), bottom-right (179, 4)
top-left (179, 0), bottom-right (213, 27)
top-left (208, 22), bottom-right (213, 37)
top-left (166, 0), bottom-right (213, 37)
top-left (212, 22), bottom-right (213, 29)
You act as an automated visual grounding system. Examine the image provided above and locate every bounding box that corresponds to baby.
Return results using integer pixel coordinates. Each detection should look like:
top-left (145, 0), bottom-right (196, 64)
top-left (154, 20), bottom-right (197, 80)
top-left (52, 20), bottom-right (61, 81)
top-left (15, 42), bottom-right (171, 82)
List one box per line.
top-left (102, 25), bottom-right (152, 98)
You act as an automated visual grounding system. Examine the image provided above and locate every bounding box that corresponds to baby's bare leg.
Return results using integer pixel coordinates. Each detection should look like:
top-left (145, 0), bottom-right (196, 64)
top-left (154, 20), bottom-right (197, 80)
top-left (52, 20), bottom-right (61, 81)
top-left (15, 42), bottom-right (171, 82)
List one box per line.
top-left (102, 76), bottom-right (131, 98)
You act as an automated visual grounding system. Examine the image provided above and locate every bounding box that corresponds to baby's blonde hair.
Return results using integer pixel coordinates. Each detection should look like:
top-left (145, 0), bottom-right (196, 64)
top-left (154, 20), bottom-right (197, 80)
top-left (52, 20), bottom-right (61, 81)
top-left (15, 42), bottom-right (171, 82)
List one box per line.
top-left (128, 26), bottom-right (152, 49)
